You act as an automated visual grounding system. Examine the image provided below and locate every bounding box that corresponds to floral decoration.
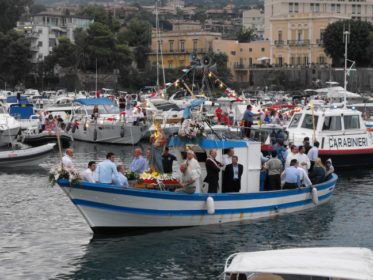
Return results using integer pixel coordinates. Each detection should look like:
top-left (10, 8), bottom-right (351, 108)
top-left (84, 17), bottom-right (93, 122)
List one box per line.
top-left (178, 120), bottom-right (205, 139)
top-left (48, 164), bottom-right (80, 187)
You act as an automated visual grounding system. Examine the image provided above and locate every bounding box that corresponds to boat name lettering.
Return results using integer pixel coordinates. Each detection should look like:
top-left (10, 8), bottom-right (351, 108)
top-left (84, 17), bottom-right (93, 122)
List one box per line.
top-left (328, 137), bottom-right (368, 148)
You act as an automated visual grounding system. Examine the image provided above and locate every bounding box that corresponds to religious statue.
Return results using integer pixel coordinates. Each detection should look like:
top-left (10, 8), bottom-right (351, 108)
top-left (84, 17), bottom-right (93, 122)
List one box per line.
top-left (149, 121), bottom-right (167, 173)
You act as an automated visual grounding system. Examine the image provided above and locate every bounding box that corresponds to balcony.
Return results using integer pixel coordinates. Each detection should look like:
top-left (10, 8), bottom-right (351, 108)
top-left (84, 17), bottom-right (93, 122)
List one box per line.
top-left (148, 48), bottom-right (210, 55)
top-left (287, 40), bottom-right (310, 47)
top-left (233, 63), bottom-right (250, 71)
top-left (274, 40), bottom-right (285, 47)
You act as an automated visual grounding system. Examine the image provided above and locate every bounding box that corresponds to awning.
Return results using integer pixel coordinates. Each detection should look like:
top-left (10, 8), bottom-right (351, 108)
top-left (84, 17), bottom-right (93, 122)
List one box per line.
top-left (168, 136), bottom-right (248, 149)
top-left (257, 57), bottom-right (270, 61)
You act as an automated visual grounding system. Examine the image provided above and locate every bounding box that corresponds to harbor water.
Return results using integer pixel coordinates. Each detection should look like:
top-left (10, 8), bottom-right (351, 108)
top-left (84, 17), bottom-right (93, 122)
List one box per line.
top-left (0, 141), bottom-right (372, 279)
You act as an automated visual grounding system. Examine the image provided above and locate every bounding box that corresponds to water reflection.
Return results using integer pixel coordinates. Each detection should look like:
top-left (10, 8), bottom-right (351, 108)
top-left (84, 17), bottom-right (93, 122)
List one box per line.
top-left (58, 203), bottom-right (335, 280)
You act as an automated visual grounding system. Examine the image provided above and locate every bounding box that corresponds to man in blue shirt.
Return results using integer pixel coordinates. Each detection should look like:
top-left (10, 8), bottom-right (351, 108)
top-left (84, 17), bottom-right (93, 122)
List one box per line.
top-left (96, 152), bottom-right (120, 184)
top-left (242, 105), bottom-right (254, 138)
top-left (112, 165), bottom-right (129, 188)
top-left (281, 159), bottom-right (301, 189)
top-left (130, 148), bottom-right (147, 174)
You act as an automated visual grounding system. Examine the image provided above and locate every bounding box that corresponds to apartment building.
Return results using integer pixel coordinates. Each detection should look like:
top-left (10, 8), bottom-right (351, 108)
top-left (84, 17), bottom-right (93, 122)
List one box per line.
top-left (18, 12), bottom-right (93, 63)
top-left (270, 13), bottom-right (349, 65)
top-left (213, 40), bottom-right (270, 82)
top-left (148, 30), bottom-right (222, 69)
top-left (242, 9), bottom-right (265, 39)
top-left (264, 0), bottom-right (373, 39)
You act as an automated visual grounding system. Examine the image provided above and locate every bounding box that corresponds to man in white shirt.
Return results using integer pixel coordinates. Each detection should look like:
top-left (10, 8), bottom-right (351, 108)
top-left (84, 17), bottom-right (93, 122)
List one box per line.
top-left (297, 165), bottom-right (312, 187)
top-left (112, 165), bottom-right (128, 188)
top-left (81, 161), bottom-right (97, 183)
top-left (62, 148), bottom-right (74, 171)
top-left (285, 145), bottom-right (299, 168)
top-left (297, 145), bottom-right (310, 173)
top-left (96, 152), bottom-right (120, 184)
top-left (307, 141), bottom-right (320, 171)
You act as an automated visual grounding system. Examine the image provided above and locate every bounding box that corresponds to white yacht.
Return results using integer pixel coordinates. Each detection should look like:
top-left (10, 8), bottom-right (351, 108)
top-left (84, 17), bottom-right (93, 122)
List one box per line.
top-left (68, 98), bottom-right (147, 145)
top-left (0, 106), bottom-right (21, 146)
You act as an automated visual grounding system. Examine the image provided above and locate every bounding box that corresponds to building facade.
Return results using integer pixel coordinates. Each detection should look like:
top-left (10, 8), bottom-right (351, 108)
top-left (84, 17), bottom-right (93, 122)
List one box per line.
top-left (149, 30), bottom-right (222, 69)
top-left (242, 9), bottom-right (265, 39)
top-left (213, 40), bottom-right (270, 82)
top-left (264, 0), bottom-right (373, 39)
top-left (18, 12), bottom-right (92, 63)
top-left (270, 13), bottom-right (349, 66)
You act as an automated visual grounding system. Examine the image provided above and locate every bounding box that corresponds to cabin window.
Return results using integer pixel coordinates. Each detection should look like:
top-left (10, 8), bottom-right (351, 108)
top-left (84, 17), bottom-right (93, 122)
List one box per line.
top-left (344, 115), bottom-right (360, 129)
top-left (289, 113), bottom-right (302, 128)
top-left (301, 114), bottom-right (318, 129)
top-left (322, 116), bottom-right (342, 131)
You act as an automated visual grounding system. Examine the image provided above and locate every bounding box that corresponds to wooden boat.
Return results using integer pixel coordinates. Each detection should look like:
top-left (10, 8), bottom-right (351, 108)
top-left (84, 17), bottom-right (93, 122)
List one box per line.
top-left (56, 137), bottom-right (337, 234)
top-left (224, 247), bottom-right (373, 280)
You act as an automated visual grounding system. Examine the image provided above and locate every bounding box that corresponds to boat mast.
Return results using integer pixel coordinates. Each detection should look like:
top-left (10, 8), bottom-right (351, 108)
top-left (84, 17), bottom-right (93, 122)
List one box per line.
top-left (155, 1), bottom-right (159, 88)
top-left (155, 1), bottom-right (166, 90)
top-left (343, 30), bottom-right (349, 109)
top-left (95, 58), bottom-right (98, 97)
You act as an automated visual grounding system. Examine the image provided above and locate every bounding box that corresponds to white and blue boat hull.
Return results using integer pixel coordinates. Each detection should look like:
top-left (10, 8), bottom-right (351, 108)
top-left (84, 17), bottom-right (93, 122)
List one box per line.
top-left (57, 174), bottom-right (337, 234)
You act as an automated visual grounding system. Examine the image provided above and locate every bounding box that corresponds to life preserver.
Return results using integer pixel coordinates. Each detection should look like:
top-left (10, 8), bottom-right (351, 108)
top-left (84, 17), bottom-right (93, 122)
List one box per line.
top-left (206, 196), bottom-right (215, 214)
top-left (311, 187), bottom-right (319, 205)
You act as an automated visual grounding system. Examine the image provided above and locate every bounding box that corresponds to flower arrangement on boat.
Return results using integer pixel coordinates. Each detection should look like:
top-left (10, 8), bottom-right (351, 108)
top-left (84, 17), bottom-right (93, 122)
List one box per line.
top-left (48, 165), bottom-right (80, 187)
top-left (139, 171), bottom-right (179, 185)
top-left (125, 171), bottom-right (139, 180)
top-left (178, 119), bottom-right (205, 139)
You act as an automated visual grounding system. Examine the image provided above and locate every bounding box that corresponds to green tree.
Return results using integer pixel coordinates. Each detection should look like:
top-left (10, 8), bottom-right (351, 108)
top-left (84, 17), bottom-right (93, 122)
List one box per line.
top-left (77, 5), bottom-right (120, 32)
top-left (0, 30), bottom-right (31, 86)
top-left (74, 28), bottom-right (89, 70)
top-left (323, 20), bottom-right (373, 66)
top-left (85, 22), bottom-right (116, 70)
top-left (29, 4), bottom-right (46, 15)
top-left (0, 0), bottom-right (32, 33)
top-left (47, 36), bottom-right (77, 68)
top-left (237, 27), bottom-right (256, 43)
top-left (118, 18), bottom-right (151, 69)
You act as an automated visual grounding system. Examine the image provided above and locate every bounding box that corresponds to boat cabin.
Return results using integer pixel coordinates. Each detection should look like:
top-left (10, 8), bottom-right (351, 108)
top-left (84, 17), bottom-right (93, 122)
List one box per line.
top-left (286, 106), bottom-right (372, 149)
top-left (168, 136), bottom-right (262, 193)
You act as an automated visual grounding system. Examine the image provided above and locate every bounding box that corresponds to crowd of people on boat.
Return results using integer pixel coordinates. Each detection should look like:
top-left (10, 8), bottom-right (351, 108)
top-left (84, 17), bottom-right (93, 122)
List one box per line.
top-left (262, 137), bottom-right (334, 190)
top-left (61, 134), bottom-right (334, 194)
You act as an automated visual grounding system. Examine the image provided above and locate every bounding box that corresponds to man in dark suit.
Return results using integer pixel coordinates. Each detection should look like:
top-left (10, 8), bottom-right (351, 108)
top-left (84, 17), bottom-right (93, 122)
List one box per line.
top-left (204, 149), bottom-right (223, 193)
top-left (223, 156), bottom-right (243, 193)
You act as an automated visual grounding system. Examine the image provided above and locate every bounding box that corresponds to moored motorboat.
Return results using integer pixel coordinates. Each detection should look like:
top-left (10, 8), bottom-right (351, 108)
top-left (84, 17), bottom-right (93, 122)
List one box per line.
top-left (223, 247), bottom-right (373, 280)
top-left (56, 137), bottom-right (337, 234)
top-left (21, 130), bottom-right (72, 148)
top-left (67, 98), bottom-right (147, 145)
top-left (0, 143), bottom-right (55, 167)
top-left (0, 107), bottom-right (21, 147)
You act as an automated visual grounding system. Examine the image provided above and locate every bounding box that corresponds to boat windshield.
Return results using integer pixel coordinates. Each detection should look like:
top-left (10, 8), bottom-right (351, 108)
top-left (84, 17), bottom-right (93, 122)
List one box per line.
top-left (289, 113), bottom-right (302, 128)
top-left (301, 114), bottom-right (318, 130)
top-left (85, 105), bottom-right (120, 115)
